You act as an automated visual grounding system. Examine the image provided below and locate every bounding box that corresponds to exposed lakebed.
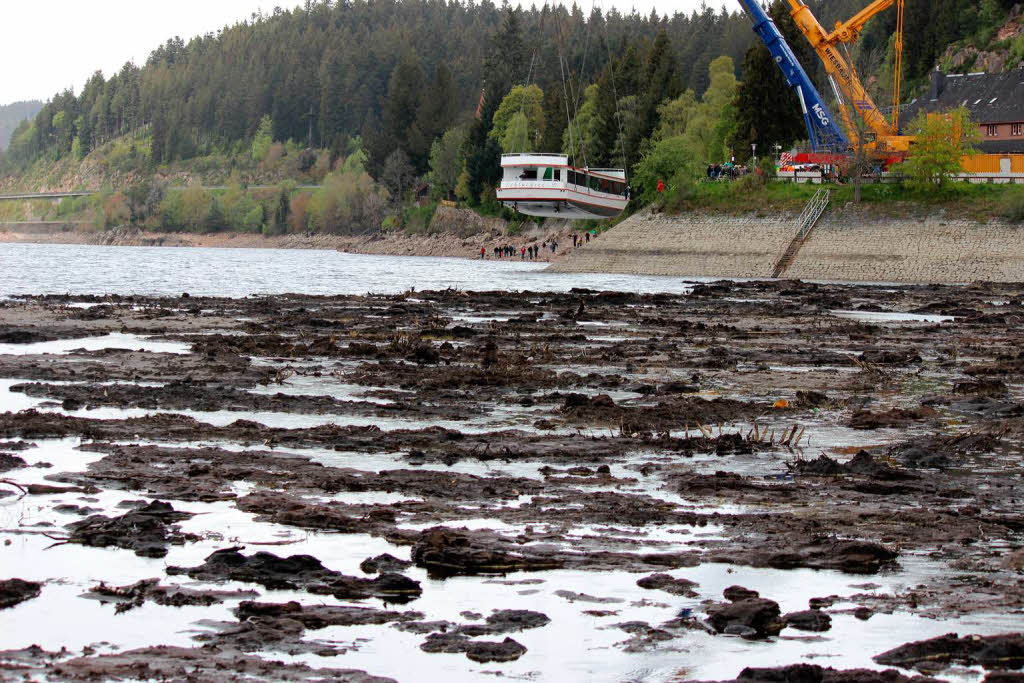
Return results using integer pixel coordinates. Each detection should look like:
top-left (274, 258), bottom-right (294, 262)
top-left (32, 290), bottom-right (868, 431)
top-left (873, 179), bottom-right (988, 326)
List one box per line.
top-left (0, 279), bottom-right (1022, 681)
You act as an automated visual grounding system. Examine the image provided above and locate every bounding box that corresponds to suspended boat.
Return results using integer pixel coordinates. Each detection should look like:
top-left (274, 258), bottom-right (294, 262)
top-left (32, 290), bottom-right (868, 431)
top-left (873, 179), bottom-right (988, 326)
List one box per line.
top-left (496, 153), bottom-right (629, 220)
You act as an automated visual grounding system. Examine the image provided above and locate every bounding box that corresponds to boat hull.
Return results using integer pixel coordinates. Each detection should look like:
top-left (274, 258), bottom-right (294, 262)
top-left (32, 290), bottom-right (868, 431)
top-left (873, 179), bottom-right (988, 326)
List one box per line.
top-left (496, 187), bottom-right (627, 219)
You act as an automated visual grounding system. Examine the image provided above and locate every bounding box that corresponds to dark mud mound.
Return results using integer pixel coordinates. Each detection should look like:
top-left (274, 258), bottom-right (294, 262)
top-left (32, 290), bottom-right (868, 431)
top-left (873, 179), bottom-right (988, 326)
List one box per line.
top-left (360, 554), bottom-right (414, 574)
top-left (888, 432), bottom-right (1004, 469)
top-left (0, 452), bottom-right (27, 473)
top-left (789, 451), bottom-right (916, 481)
top-left (0, 579), bottom-right (42, 609)
top-left (713, 539), bottom-right (898, 575)
top-left (783, 609), bottom-right (832, 632)
top-left (411, 528), bottom-right (564, 577)
top-left (86, 578), bottom-right (255, 613)
top-left (850, 407), bottom-right (936, 430)
top-left (694, 664), bottom-right (942, 682)
top-left (706, 590), bottom-right (784, 639)
top-left (235, 601), bottom-right (419, 628)
top-left (874, 632), bottom-right (1024, 671)
top-left (65, 500), bottom-right (198, 558)
top-left (48, 645), bottom-right (397, 682)
top-left (768, 539), bottom-right (898, 574)
top-left (167, 548), bottom-right (422, 601)
top-left (420, 633), bottom-right (529, 663)
top-left (636, 573), bottom-right (699, 597)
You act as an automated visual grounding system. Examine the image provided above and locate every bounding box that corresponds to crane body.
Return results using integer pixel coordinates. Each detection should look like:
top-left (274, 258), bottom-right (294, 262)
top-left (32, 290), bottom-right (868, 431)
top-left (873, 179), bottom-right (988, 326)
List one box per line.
top-left (738, 0), bottom-right (914, 155)
top-left (785, 0), bottom-right (913, 152)
top-left (736, 0), bottom-right (849, 152)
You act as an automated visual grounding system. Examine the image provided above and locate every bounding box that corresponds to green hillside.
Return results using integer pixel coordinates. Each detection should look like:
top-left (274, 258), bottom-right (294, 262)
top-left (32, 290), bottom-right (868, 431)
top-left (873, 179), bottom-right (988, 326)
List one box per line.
top-left (0, 100), bottom-right (42, 150)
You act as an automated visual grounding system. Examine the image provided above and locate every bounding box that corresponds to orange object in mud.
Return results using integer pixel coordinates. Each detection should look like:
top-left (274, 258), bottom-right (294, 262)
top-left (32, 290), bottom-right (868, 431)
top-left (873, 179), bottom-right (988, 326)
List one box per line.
top-left (773, 399), bottom-right (790, 409)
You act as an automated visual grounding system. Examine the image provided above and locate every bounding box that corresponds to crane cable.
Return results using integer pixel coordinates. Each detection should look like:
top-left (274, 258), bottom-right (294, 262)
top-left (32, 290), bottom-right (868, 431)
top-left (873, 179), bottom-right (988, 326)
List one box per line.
top-left (552, 6), bottom-right (583, 165)
top-left (892, 0), bottom-right (904, 132)
top-left (594, 0), bottom-right (630, 180)
top-left (517, 49), bottom-right (539, 153)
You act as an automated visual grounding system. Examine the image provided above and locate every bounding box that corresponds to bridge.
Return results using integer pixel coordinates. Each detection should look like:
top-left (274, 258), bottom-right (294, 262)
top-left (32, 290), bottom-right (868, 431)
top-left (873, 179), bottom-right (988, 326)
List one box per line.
top-left (0, 191), bottom-right (94, 202)
top-left (0, 185), bottom-right (321, 203)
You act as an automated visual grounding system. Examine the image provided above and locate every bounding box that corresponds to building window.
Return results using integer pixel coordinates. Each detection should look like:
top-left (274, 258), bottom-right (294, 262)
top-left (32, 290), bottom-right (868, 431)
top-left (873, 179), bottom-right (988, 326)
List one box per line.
top-left (1013, 124), bottom-right (1023, 136)
top-left (986, 124), bottom-right (999, 137)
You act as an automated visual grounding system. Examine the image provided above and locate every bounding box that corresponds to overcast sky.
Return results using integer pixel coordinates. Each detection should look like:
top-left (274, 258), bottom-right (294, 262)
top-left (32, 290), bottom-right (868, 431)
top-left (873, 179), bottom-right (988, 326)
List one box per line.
top-left (1, 0), bottom-right (732, 106)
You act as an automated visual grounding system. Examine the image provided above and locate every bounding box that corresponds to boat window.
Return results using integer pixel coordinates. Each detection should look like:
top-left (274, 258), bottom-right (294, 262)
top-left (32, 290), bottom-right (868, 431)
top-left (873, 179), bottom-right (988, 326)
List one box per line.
top-left (542, 167), bottom-right (553, 180)
top-left (519, 168), bottom-right (538, 180)
top-left (589, 175), bottom-right (601, 191)
top-left (554, 169), bottom-right (561, 181)
top-left (568, 171), bottom-right (581, 186)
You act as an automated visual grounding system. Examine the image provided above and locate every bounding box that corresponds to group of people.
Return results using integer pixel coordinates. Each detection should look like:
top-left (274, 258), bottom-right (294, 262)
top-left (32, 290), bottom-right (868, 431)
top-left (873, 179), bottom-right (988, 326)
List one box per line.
top-left (479, 239), bottom-right (568, 260)
top-left (706, 163), bottom-right (750, 180)
top-left (571, 231), bottom-right (595, 248)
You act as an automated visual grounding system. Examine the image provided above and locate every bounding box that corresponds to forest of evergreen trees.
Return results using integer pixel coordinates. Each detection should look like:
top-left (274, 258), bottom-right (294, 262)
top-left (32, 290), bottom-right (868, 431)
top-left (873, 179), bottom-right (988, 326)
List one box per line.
top-left (0, 0), bottom-right (1017, 232)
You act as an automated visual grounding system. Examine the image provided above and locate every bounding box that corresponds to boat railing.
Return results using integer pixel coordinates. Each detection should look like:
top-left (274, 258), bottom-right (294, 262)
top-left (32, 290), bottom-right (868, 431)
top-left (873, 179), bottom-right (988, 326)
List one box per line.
top-left (501, 153), bottom-right (567, 158)
top-left (499, 180), bottom-right (567, 189)
top-left (499, 180), bottom-right (629, 200)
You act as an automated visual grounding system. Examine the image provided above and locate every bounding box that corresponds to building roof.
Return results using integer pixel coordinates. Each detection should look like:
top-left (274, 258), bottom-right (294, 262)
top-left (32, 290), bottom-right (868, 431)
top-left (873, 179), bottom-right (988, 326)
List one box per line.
top-left (903, 69), bottom-right (1024, 125)
top-left (977, 138), bottom-right (1024, 154)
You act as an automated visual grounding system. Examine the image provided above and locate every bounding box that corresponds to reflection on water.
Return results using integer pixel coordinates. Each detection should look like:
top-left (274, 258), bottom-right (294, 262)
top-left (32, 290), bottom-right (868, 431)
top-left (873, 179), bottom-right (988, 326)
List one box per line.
top-left (0, 243), bottom-right (701, 297)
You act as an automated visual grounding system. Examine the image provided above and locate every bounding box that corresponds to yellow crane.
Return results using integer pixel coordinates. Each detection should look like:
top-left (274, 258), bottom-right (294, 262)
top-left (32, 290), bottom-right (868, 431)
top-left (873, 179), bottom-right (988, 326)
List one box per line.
top-left (785, 0), bottom-right (913, 153)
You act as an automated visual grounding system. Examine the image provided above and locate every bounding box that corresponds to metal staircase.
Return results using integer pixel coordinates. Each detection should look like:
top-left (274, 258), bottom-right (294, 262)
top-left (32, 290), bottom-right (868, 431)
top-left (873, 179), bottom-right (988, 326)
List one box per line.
top-left (771, 188), bottom-right (830, 278)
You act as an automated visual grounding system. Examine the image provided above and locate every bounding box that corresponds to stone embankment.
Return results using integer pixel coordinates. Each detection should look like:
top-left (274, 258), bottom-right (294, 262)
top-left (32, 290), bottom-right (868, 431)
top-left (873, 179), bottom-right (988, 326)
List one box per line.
top-left (548, 206), bottom-right (1024, 283)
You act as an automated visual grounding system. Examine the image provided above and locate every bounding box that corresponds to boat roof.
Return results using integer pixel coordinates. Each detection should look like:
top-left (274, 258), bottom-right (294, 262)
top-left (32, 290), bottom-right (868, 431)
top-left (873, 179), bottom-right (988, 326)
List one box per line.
top-left (500, 154), bottom-right (627, 182)
top-left (501, 153), bottom-right (568, 165)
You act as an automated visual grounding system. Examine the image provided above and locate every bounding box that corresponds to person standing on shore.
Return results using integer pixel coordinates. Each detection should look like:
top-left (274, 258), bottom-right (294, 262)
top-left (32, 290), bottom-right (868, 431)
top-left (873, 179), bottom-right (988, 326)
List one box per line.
top-left (480, 247), bottom-right (486, 259)
top-left (521, 246), bottom-right (526, 260)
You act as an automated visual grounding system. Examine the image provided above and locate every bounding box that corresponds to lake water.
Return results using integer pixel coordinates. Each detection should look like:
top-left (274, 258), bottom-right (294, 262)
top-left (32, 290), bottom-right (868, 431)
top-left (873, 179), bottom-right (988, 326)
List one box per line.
top-left (0, 243), bottom-right (701, 297)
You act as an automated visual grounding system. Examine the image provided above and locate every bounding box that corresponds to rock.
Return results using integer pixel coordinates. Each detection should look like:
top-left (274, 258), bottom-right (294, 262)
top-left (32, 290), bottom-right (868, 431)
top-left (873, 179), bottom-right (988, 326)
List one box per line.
top-left (723, 586), bottom-right (760, 602)
top-left (636, 573), bottom-right (699, 597)
top-left (0, 579), bottom-right (42, 609)
top-left (706, 598), bottom-right (784, 639)
top-left (784, 609), bottom-right (832, 632)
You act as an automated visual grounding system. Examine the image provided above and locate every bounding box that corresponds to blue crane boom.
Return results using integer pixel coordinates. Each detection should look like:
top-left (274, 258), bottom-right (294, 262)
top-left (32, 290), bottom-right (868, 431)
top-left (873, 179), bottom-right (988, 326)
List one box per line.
top-left (736, 0), bottom-right (849, 152)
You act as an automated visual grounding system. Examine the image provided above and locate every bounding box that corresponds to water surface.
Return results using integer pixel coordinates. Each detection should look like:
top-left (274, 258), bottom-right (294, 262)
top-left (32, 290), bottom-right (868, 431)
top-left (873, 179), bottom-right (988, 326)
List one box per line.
top-left (0, 243), bottom-right (700, 297)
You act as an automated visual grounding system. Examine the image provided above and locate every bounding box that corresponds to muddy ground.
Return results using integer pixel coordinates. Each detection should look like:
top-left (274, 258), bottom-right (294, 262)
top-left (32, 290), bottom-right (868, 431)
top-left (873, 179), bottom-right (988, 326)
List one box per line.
top-left (0, 281), bottom-right (1022, 681)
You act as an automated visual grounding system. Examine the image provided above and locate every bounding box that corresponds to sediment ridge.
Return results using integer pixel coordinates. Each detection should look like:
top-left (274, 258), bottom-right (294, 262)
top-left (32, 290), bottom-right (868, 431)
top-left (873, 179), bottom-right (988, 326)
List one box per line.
top-left (549, 206), bottom-right (1024, 283)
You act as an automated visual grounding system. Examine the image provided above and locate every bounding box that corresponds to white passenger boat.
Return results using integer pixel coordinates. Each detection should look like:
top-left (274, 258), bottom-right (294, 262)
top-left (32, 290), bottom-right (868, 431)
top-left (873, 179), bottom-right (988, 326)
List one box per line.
top-left (496, 153), bottom-right (629, 219)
